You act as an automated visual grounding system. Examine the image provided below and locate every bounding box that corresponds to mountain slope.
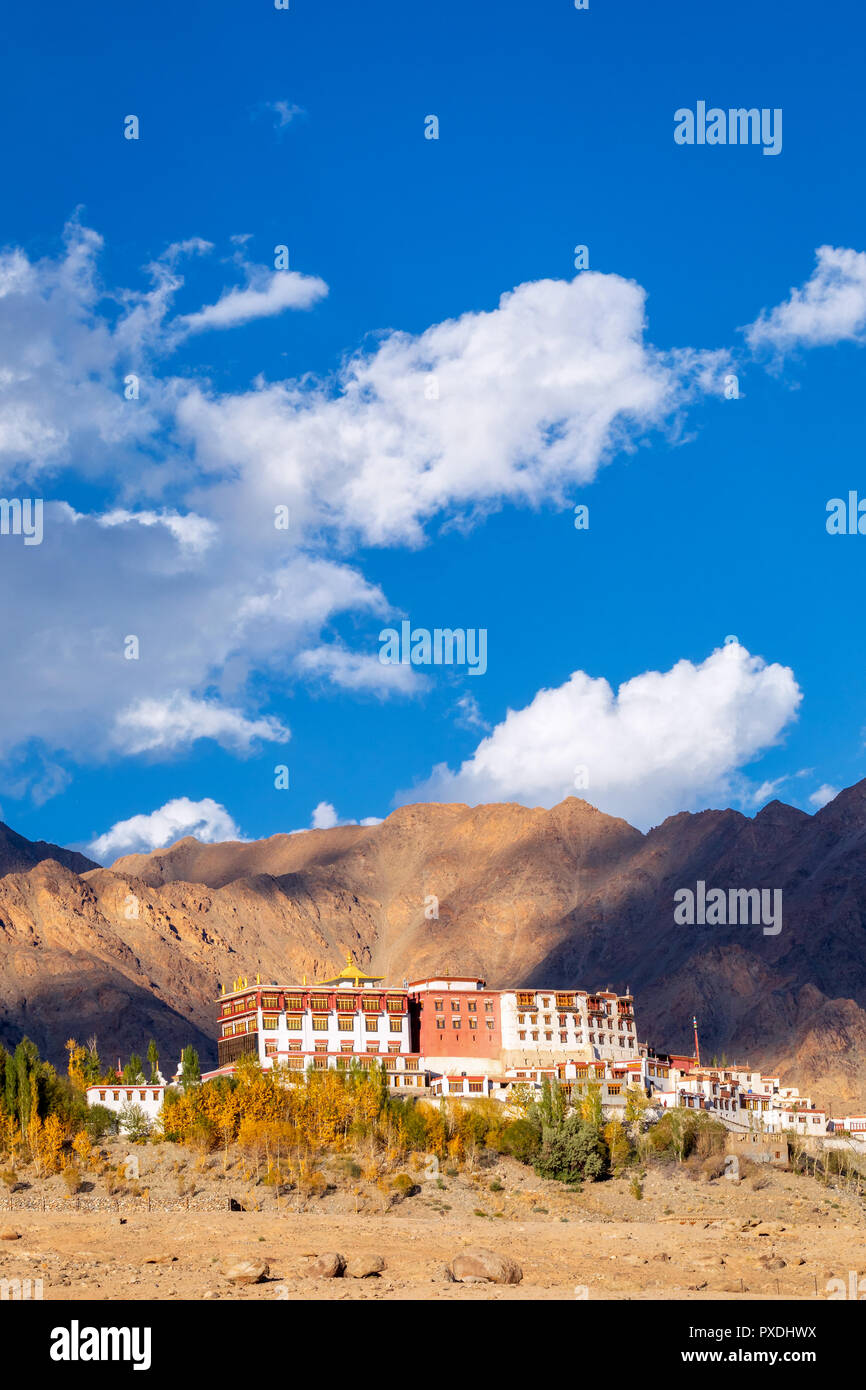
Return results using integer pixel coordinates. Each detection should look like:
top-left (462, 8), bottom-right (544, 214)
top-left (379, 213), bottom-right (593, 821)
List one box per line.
top-left (0, 820), bottom-right (98, 878)
top-left (0, 790), bottom-right (864, 1112)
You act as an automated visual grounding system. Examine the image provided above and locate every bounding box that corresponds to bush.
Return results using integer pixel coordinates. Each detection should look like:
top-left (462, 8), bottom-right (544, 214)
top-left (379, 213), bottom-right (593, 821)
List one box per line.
top-left (62, 1164), bottom-right (83, 1195)
top-left (629, 1174), bottom-right (643, 1200)
top-left (501, 1119), bottom-right (541, 1165)
top-left (84, 1105), bottom-right (118, 1143)
top-left (535, 1117), bottom-right (609, 1185)
top-left (391, 1172), bottom-right (417, 1196)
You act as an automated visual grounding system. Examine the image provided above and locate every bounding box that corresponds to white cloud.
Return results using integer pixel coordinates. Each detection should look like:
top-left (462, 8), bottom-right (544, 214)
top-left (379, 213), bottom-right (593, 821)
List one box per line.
top-left (96, 508), bottom-right (218, 556)
top-left (112, 694), bottom-right (290, 755)
top-left (453, 692), bottom-right (490, 732)
top-left (0, 220), bottom-right (745, 786)
top-left (268, 100), bottom-right (305, 129)
top-left (301, 802), bottom-right (382, 833)
top-left (295, 644), bottom-right (424, 695)
top-left (809, 783), bottom-right (839, 809)
top-left (745, 246), bottom-right (866, 353)
top-left (179, 271), bottom-right (728, 548)
top-left (310, 800), bottom-right (339, 830)
top-left (404, 643), bottom-right (802, 830)
top-left (89, 796), bottom-right (243, 862)
top-left (177, 269), bottom-right (327, 336)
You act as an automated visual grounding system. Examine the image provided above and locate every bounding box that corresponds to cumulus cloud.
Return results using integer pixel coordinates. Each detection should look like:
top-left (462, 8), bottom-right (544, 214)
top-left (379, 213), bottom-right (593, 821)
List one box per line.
top-left (89, 796), bottom-right (244, 862)
top-left (404, 643), bottom-right (802, 830)
top-left (809, 783), bottom-right (839, 809)
top-left (303, 802), bottom-right (382, 832)
top-left (745, 246), bottom-right (866, 354)
top-left (0, 219), bottom-right (744, 786)
top-left (179, 271), bottom-right (727, 549)
top-left (111, 693), bottom-right (290, 755)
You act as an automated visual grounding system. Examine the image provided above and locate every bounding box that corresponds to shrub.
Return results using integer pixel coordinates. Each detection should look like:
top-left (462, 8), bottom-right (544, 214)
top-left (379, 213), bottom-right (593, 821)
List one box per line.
top-left (534, 1117), bottom-right (608, 1185)
top-left (391, 1172), bottom-right (417, 1196)
top-left (501, 1119), bottom-right (541, 1165)
top-left (629, 1174), bottom-right (643, 1200)
top-left (62, 1164), bottom-right (82, 1195)
top-left (84, 1105), bottom-right (118, 1143)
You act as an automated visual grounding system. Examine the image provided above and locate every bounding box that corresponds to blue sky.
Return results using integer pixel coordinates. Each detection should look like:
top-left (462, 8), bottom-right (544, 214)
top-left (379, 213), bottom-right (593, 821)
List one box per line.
top-left (1, 0), bottom-right (865, 859)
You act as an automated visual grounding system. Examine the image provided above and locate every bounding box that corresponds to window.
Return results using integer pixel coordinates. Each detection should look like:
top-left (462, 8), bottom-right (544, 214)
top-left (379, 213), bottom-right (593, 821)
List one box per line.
top-left (452, 1018), bottom-right (461, 1029)
top-left (286, 1017), bottom-right (302, 1031)
top-left (388, 1042), bottom-right (401, 1054)
top-left (262, 1014), bottom-right (278, 1030)
top-left (386, 997), bottom-right (404, 1013)
top-left (338, 1017), bottom-right (354, 1032)
top-left (310, 995), bottom-right (328, 1011)
top-left (362, 997), bottom-right (382, 1013)
top-left (519, 1032), bottom-right (526, 1041)
top-left (314, 1042), bottom-right (327, 1053)
top-left (434, 1000), bottom-right (444, 1012)
top-left (560, 1033), bottom-right (567, 1043)
top-left (262, 994), bottom-right (278, 1009)
top-left (99, 1091), bottom-right (106, 1102)
top-left (484, 1001), bottom-right (493, 1012)
top-left (285, 995), bottom-right (303, 1011)
top-left (436, 1019), bottom-right (445, 1029)
top-left (559, 1016), bottom-right (567, 1027)
top-left (468, 1081), bottom-right (483, 1093)
top-left (337, 996), bottom-right (356, 1012)
top-left (545, 1032), bottom-right (553, 1041)
top-left (312, 1018), bottom-right (328, 1032)
top-left (450, 1000), bottom-right (460, 1012)
top-left (288, 1040), bottom-right (302, 1052)
top-left (265, 1040), bottom-right (277, 1057)
top-left (467, 1000), bottom-right (477, 1012)
top-left (486, 1020), bottom-right (494, 1030)
top-left (340, 1042), bottom-right (354, 1053)
top-left (389, 1019), bottom-right (402, 1033)
top-left (365, 1018), bottom-right (379, 1031)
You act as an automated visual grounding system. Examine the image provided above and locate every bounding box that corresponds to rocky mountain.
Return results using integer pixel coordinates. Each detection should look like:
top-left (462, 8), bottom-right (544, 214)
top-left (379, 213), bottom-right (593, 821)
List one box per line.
top-left (0, 820), bottom-right (98, 877)
top-left (1, 789), bottom-right (865, 1113)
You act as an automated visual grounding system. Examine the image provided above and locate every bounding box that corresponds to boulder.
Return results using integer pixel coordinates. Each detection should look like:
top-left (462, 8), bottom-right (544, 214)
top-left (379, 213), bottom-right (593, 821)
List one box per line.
top-left (345, 1254), bottom-right (385, 1278)
top-left (0, 1229), bottom-right (21, 1241)
top-left (222, 1260), bottom-right (269, 1285)
top-left (449, 1248), bottom-right (522, 1285)
top-left (310, 1251), bottom-right (345, 1279)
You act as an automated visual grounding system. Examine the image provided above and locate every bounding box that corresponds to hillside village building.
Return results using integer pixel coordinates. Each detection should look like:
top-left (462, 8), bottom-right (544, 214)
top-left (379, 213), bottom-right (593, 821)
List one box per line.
top-left (85, 954), bottom-right (860, 1146)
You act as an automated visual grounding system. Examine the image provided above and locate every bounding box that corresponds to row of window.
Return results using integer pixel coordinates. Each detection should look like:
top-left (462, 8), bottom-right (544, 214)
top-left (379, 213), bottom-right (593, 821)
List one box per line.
top-left (433, 999), bottom-right (495, 1013)
top-left (434, 1018), bottom-right (495, 1030)
top-left (223, 1017), bottom-right (405, 1037)
top-left (97, 1090), bottom-right (160, 1103)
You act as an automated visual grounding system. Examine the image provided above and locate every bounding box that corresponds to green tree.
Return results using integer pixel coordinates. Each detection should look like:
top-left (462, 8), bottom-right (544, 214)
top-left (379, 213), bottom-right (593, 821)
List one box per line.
top-left (146, 1039), bottom-right (159, 1083)
top-left (179, 1046), bottom-right (201, 1090)
top-left (122, 1053), bottom-right (144, 1083)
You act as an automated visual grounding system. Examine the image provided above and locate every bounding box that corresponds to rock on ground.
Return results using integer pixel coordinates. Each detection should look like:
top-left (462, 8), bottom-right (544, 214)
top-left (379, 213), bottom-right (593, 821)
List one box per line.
top-left (449, 1248), bottom-right (523, 1285)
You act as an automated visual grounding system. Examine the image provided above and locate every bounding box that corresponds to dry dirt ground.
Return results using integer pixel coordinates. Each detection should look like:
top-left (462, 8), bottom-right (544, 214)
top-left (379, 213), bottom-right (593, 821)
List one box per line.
top-left (1, 1146), bottom-right (864, 1301)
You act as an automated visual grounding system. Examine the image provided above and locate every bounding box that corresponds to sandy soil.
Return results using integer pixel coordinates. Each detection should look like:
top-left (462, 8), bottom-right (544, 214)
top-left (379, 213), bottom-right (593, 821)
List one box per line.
top-left (1, 1148), bottom-right (864, 1301)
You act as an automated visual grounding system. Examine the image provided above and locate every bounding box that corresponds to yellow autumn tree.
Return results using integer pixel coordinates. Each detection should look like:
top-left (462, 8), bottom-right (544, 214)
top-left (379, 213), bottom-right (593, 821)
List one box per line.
top-left (65, 1038), bottom-right (88, 1092)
